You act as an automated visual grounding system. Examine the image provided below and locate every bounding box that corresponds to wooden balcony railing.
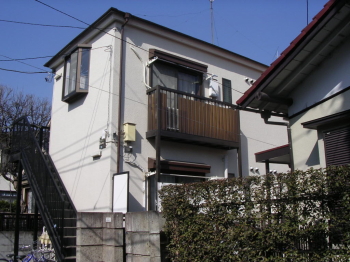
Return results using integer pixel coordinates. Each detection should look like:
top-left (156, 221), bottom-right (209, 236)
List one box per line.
top-left (147, 86), bottom-right (240, 149)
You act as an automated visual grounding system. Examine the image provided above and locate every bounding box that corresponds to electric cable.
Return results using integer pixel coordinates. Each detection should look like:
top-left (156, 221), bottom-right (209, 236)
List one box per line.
top-left (0, 46), bottom-right (113, 75)
top-left (20, 1), bottom-right (280, 148)
top-left (33, 0), bottom-right (250, 95)
top-left (0, 19), bottom-right (85, 29)
top-left (218, 13), bottom-right (274, 60)
top-left (0, 67), bottom-right (47, 74)
top-left (134, 9), bottom-right (208, 18)
top-left (0, 56), bottom-right (53, 62)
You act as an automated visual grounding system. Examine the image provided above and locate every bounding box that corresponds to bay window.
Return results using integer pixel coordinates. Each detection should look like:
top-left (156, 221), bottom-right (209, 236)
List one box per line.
top-left (62, 45), bottom-right (91, 102)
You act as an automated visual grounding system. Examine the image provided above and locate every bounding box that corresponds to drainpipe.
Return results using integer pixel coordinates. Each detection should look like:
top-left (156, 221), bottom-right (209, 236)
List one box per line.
top-left (261, 110), bottom-right (294, 172)
top-left (117, 13), bottom-right (130, 173)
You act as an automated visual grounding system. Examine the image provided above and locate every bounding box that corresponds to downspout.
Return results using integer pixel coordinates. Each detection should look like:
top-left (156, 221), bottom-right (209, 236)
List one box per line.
top-left (117, 13), bottom-right (130, 173)
top-left (261, 110), bottom-right (294, 172)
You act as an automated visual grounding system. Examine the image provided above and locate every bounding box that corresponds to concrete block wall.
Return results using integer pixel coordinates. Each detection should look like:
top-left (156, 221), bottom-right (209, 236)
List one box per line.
top-left (76, 212), bottom-right (124, 262)
top-left (125, 211), bottom-right (166, 262)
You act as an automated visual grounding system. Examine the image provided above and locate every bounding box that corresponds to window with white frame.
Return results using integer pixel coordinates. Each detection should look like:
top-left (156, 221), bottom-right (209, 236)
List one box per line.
top-left (62, 45), bottom-right (91, 102)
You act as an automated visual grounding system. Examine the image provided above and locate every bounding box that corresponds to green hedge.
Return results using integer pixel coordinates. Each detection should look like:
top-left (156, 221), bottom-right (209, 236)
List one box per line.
top-left (0, 200), bottom-right (16, 212)
top-left (159, 166), bottom-right (350, 262)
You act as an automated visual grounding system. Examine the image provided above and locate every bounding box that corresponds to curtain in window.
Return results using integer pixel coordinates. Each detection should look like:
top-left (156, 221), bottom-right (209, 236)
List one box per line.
top-left (64, 51), bottom-right (78, 96)
top-left (178, 72), bottom-right (198, 95)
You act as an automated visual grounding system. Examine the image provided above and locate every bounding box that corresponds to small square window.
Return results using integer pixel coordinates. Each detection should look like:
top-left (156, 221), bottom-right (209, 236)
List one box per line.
top-left (62, 45), bottom-right (91, 102)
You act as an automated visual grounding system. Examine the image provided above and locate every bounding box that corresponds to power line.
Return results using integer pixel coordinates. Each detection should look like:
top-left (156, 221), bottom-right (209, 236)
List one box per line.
top-left (134, 9), bottom-right (208, 18)
top-left (218, 15), bottom-right (274, 60)
top-left (0, 56), bottom-right (53, 62)
top-left (0, 67), bottom-right (47, 74)
top-left (0, 54), bottom-right (47, 72)
top-left (0, 19), bottom-right (85, 29)
top-left (0, 46), bottom-right (111, 75)
top-left (33, 1), bottom-right (249, 96)
top-left (34, 0), bottom-right (90, 26)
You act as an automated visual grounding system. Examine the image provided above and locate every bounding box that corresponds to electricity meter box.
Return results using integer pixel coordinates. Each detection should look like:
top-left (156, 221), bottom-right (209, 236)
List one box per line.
top-left (123, 123), bottom-right (136, 142)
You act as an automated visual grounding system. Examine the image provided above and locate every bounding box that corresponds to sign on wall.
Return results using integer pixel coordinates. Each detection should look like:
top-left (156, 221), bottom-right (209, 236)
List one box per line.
top-left (112, 172), bottom-right (129, 213)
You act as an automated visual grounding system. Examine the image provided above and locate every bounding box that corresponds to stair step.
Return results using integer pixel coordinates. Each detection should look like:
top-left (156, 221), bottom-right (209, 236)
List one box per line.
top-left (64, 227), bottom-right (77, 235)
top-left (65, 256), bottom-right (76, 261)
top-left (63, 236), bottom-right (76, 246)
top-left (64, 246), bottom-right (77, 257)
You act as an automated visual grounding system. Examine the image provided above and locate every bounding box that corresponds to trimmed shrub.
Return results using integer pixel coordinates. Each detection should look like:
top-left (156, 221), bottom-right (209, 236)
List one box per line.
top-left (160, 166), bottom-right (350, 262)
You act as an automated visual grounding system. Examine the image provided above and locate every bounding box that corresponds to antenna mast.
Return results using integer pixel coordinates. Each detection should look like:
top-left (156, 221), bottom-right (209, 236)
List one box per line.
top-left (306, 0), bottom-right (309, 25)
top-left (210, 0), bottom-right (214, 44)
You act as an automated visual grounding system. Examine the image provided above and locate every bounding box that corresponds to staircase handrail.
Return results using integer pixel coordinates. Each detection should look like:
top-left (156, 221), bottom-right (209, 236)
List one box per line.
top-left (12, 116), bottom-right (66, 203)
top-left (11, 116), bottom-right (76, 261)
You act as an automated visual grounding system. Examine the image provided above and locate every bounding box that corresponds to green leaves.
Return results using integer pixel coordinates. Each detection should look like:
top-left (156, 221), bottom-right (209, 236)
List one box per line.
top-left (159, 166), bottom-right (350, 261)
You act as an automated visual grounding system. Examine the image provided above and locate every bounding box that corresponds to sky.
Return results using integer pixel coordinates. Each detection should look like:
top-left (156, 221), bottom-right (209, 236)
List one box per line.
top-left (0, 0), bottom-right (329, 102)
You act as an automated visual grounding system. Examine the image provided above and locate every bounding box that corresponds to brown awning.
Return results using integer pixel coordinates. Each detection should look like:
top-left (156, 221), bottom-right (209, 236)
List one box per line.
top-left (148, 157), bottom-right (210, 175)
top-left (255, 144), bottom-right (291, 165)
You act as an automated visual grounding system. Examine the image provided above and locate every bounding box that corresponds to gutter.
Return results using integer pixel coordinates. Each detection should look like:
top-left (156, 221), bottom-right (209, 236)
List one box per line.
top-left (261, 110), bottom-right (294, 172)
top-left (117, 13), bottom-right (130, 173)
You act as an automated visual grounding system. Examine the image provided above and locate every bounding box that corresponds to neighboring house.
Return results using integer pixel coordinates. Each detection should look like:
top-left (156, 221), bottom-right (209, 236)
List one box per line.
top-left (237, 0), bottom-right (350, 171)
top-left (0, 148), bottom-right (16, 204)
top-left (0, 176), bottom-right (16, 203)
top-left (44, 7), bottom-right (288, 213)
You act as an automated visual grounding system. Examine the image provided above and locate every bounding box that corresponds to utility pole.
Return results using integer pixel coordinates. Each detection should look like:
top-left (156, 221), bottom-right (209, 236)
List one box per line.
top-left (210, 0), bottom-right (214, 44)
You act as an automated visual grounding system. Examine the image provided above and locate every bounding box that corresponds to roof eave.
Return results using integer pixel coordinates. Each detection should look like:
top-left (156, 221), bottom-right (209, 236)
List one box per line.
top-left (236, 0), bottom-right (339, 108)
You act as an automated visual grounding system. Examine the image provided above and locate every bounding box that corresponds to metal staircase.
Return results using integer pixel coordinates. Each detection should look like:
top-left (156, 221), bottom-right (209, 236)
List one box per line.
top-left (10, 116), bottom-right (77, 262)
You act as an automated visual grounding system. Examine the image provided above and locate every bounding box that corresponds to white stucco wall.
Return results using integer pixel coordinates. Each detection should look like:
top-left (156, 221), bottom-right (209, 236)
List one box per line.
top-left (48, 14), bottom-right (288, 212)
top-left (50, 25), bottom-right (120, 212)
top-left (288, 36), bottom-right (350, 171)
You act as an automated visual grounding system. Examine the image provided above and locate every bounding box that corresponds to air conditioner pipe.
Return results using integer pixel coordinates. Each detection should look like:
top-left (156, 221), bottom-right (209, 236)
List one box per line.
top-left (255, 92), bottom-right (293, 106)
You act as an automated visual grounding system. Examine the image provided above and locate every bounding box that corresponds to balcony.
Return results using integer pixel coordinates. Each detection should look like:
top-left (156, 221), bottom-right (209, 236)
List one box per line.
top-left (147, 86), bottom-right (240, 149)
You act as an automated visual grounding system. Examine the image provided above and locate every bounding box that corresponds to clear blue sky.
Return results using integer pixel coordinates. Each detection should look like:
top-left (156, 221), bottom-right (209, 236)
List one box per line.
top-left (0, 0), bottom-right (328, 102)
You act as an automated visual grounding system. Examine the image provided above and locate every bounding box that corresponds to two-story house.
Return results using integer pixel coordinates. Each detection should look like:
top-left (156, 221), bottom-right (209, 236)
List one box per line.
top-left (42, 8), bottom-right (288, 214)
top-left (237, 0), bottom-right (350, 171)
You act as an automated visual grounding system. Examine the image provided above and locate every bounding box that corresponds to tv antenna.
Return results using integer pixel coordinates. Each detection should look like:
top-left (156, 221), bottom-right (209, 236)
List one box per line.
top-left (210, 0), bottom-right (214, 44)
top-left (306, 0), bottom-right (309, 25)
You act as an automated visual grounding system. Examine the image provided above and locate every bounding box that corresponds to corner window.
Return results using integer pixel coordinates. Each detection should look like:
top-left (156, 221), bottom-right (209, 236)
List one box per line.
top-left (222, 78), bottom-right (232, 104)
top-left (62, 45), bottom-right (91, 102)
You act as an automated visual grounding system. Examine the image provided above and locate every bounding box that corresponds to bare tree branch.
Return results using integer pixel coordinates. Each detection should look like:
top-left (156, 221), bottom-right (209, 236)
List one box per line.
top-left (0, 84), bottom-right (51, 184)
